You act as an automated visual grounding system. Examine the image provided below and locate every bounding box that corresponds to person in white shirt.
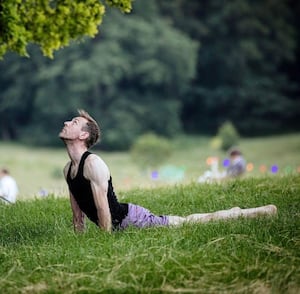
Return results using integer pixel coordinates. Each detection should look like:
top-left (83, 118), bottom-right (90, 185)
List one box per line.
top-left (0, 168), bottom-right (18, 204)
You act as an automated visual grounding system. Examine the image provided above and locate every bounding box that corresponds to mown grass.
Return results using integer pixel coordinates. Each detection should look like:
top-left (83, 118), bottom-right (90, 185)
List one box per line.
top-left (0, 175), bottom-right (299, 293)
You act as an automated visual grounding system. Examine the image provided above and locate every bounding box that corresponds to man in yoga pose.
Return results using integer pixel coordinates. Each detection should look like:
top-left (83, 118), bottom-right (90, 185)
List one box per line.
top-left (59, 109), bottom-right (277, 232)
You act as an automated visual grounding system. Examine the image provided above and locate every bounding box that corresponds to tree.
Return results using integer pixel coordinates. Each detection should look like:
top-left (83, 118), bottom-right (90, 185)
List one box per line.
top-left (130, 133), bottom-right (172, 170)
top-left (157, 0), bottom-right (299, 135)
top-left (2, 0), bottom-right (298, 148)
top-left (0, 6), bottom-right (198, 149)
top-left (0, 0), bottom-right (133, 59)
top-left (215, 121), bottom-right (240, 151)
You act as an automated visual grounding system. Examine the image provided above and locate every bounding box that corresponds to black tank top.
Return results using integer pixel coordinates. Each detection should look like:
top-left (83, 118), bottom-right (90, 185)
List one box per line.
top-left (66, 151), bottom-right (128, 229)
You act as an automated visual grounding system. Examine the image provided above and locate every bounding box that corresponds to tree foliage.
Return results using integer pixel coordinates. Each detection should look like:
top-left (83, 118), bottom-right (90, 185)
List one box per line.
top-left (0, 5), bottom-right (198, 149)
top-left (0, 0), bottom-right (299, 150)
top-left (216, 121), bottom-right (240, 151)
top-left (0, 0), bottom-right (133, 58)
top-left (130, 133), bottom-right (172, 169)
top-left (159, 0), bottom-right (299, 135)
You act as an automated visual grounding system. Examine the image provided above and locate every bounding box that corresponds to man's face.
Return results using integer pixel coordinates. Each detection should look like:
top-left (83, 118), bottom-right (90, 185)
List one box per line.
top-left (59, 116), bottom-right (88, 141)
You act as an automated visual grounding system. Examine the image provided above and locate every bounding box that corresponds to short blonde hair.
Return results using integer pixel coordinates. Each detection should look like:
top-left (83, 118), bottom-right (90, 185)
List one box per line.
top-left (78, 109), bottom-right (100, 148)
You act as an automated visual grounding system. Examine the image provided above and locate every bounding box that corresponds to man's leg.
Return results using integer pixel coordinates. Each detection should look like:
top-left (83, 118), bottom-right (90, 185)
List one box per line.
top-left (239, 204), bottom-right (277, 218)
top-left (167, 216), bottom-right (187, 226)
top-left (123, 204), bottom-right (277, 228)
top-left (120, 203), bottom-right (169, 229)
top-left (167, 210), bottom-right (235, 226)
top-left (185, 205), bottom-right (277, 223)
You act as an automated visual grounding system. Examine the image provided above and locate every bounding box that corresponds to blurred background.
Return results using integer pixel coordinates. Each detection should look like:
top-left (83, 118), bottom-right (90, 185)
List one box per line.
top-left (1, 0), bottom-right (299, 149)
top-left (0, 0), bottom-right (299, 197)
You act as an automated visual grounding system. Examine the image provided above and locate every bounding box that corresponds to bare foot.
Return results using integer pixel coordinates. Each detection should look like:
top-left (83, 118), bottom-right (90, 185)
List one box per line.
top-left (240, 204), bottom-right (277, 218)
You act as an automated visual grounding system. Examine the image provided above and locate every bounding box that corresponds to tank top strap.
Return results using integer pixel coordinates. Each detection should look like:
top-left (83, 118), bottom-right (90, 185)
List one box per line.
top-left (67, 161), bottom-right (71, 179)
top-left (77, 151), bottom-right (92, 177)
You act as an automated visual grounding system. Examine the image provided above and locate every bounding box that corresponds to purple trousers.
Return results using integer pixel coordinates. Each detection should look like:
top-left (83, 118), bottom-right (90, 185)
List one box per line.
top-left (120, 203), bottom-right (169, 229)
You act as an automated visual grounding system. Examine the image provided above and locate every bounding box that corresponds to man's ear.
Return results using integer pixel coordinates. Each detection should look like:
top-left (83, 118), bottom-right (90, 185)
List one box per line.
top-left (79, 131), bottom-right (89, 140)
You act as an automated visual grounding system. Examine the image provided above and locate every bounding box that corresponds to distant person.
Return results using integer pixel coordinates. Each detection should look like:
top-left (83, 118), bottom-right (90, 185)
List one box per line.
top-left (226, 148), bottom-right (246, 178)
top-left (198, 157), bottom-right (223, 183)
top-left (0, 168), bottom-right (18, 204)
top-left (198, 148), bottom-right (246, 183)
top-left (59, 109), bottom-right (277, 233)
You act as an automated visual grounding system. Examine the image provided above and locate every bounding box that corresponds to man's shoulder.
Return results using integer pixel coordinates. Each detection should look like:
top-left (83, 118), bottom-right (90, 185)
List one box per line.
top-left (64, 161), bottom-right (72, 169)
top-left (84, 153), bottom-right (110, 180)
top-left (86, 152), bottom-right (103, 162)
top-left (63, 161), bottom-right (71, 177)
top-left (85, 153), bottom-right (109, 170)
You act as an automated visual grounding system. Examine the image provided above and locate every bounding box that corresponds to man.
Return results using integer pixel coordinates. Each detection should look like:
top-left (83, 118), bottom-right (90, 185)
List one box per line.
top-left (0, 168), bottom-right (18, 204)
top-left (59, 109), bottom-right (277, 233)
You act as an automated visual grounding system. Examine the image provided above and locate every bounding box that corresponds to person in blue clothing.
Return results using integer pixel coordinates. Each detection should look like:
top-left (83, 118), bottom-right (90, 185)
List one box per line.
top-left (226, 148), bottom-right (246, 178)
top-left (59, 109), bottom-right (277, 233)
top-left (198, 148), bottom-right (246, 183)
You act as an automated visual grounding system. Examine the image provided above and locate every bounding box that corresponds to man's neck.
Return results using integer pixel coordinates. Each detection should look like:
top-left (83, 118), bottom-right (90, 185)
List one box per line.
top-left (64, 141), bottom-right (88, 165)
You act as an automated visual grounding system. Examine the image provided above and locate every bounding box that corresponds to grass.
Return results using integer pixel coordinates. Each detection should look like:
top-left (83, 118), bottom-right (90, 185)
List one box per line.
top-left (0, 175), bottom-right (299, 293)
top-left (0, 133), bottom-right (300, 199)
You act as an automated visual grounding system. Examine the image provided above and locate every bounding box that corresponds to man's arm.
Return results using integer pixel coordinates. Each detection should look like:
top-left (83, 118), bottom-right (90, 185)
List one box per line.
top-left (69, 191), bottom-right (85, 232)
top-left (63, 163), bottom-right (85, 232)
top-left (84, 155), bottom-right (112, 232)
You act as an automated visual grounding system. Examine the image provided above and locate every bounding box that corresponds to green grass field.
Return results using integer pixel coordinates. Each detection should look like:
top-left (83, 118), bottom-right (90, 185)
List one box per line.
top-left (0, 175), bottom-right (299, 293)
top-left (1, 133), bottom-right (300, 199)
top-left (0, 134), bottom-right (299, 293)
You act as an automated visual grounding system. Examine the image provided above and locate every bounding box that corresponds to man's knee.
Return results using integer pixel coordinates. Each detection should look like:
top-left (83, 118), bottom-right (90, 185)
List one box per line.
top-left (186, 213), bottom-right (213, 223)
top-left (168, 216), bottom-right (186, 226)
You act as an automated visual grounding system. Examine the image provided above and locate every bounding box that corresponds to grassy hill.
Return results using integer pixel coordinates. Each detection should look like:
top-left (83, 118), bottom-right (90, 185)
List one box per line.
top-left (0, 175), bottom-right (299, 293)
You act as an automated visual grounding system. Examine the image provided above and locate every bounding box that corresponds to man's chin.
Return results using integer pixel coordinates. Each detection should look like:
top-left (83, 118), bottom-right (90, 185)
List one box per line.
top-left (59, 132), bottom-right (66, 139)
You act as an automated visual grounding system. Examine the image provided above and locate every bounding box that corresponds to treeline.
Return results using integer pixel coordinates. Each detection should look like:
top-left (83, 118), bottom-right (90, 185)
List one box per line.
top-left (0, 0), bottom-right (299, 150)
